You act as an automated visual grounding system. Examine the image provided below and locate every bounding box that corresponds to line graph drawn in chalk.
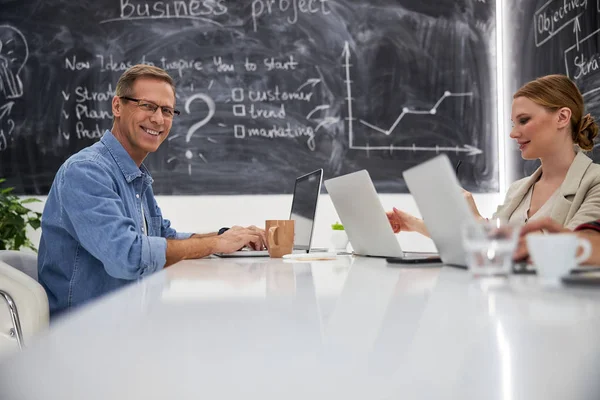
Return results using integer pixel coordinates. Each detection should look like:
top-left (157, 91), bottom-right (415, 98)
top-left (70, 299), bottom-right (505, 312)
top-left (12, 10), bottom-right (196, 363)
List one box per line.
top-left (341, 41), bottom-right (481, 155)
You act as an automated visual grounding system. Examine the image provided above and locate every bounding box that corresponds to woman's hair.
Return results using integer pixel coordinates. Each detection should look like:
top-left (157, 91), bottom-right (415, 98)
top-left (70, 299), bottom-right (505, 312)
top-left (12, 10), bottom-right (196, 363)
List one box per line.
top-left (115, 64), bottom-right (176, 99)
top-left (513, 74), bottom-right (598, 151)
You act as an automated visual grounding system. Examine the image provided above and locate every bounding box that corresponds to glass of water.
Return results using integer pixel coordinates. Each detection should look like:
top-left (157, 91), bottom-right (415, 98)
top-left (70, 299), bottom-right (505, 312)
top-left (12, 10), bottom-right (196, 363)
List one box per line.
top-left (462, 218), bottom-right (520, 277)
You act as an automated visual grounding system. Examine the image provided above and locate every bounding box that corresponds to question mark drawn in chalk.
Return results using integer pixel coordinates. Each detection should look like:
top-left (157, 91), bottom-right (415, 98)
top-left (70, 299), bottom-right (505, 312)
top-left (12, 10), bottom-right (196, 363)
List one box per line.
top-left (184, 93), bottom-right (215, 160)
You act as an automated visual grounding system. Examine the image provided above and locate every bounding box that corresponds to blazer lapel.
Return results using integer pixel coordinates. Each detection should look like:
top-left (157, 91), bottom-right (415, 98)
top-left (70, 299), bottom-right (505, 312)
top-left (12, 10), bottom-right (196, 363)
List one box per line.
top-left (550, 152), bottom-right (592, 223)
top-left (502, 167), bottom-right (542, 219)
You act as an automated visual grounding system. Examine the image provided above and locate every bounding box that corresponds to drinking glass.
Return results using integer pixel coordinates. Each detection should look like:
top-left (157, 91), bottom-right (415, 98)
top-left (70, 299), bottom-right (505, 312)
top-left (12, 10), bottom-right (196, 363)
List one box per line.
top-left (462, 219), bottom-right (520, 277)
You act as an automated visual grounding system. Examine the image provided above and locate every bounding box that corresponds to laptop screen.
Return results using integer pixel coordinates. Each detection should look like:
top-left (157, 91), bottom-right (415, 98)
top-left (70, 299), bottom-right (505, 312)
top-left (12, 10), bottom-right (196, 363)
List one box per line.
top-left (289, 169), bottom-right (323, 251)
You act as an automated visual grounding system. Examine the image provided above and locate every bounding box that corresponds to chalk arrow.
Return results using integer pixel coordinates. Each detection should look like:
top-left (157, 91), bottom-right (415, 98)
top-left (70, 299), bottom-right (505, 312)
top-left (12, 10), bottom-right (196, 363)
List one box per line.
top-left (342, 41), bottom-right (350, 59)
top-left (296, 78), bottom-right (321, 92)
top-left (350, 143), bottom-right (483, 155)
top-left (0, 102), bottom-right (14, 121)
top-left (306, 105), bottom-right (330, 119)
top-left (574, 16), bottom-right (582, 52)
top-left (61, 90), bottom-right (71, 101)
top-left (464, 144), bottom-right (483, 156)
top-left (315, 117), bottom-right (340, 132)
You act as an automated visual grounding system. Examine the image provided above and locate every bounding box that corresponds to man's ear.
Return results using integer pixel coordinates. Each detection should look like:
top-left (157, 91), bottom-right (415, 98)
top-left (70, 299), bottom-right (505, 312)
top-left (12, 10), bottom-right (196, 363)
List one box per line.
top-left (112, 96), bottom-right (122, 118)
top-left (557, 107), bottom-right (572, 129)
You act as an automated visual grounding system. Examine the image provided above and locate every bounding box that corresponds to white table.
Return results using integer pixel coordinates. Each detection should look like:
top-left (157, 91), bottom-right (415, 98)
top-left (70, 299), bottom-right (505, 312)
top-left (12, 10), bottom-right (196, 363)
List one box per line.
top-left (1, 256), bottom-right (599, 399)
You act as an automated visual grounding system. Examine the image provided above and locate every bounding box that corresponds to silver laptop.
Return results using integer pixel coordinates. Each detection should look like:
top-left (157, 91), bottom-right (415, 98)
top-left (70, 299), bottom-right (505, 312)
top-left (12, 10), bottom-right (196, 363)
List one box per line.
top-left (215, 169), bottom-right (324, 257)
top-left (324, 170), bottom-right (439, 260)
top-left (403, 154), bottom-right (476, 267)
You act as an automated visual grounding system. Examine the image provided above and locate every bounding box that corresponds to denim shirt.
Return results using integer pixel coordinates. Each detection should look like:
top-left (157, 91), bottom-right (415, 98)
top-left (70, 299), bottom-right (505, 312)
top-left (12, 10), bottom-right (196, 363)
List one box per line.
top-left (38, 130), bottom-right (191, 316)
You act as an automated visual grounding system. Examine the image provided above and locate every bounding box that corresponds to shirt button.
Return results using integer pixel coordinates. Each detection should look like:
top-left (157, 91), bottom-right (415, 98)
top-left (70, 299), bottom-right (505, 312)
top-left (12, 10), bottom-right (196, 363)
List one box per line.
top-left (136, 194), bottom-right (140, 198)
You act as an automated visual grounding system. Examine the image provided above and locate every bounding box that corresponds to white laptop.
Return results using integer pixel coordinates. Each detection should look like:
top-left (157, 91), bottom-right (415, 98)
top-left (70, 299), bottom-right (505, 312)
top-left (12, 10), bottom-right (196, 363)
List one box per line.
top-left (324, 170), bottom-right (439, 260)
top-left (215, 169), bottom-right (324, 257)
top-left (403, 154), bottom-right (476, 267)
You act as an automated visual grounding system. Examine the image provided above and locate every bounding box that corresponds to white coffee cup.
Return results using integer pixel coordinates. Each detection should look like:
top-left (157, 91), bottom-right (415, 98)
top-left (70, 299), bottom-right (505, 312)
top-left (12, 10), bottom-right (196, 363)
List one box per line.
top-left (526, 233), bottom-right (592, 285)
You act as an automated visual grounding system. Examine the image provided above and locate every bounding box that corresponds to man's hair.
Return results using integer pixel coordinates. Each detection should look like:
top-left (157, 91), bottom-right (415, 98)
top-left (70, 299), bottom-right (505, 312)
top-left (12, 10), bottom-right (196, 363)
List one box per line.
top-left (115, 64), bottom-right (176, 99)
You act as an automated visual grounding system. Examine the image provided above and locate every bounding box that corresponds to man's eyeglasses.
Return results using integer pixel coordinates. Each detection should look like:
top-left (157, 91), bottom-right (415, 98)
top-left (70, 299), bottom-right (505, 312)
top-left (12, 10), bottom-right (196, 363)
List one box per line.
top-left (120, 96), bottom-right (180, 119)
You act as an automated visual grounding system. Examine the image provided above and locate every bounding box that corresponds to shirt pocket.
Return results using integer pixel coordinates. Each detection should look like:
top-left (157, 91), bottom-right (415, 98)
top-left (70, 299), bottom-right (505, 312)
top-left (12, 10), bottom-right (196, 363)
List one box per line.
top-left (149, 216), bottom-right (163, 237)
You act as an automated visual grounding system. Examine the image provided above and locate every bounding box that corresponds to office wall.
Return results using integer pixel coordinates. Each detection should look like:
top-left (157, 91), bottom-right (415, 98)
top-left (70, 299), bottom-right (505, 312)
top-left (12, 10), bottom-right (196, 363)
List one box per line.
top-left (13, 0), bottom-right (507, 252)
top-left (24, 193), bottom-right (503, 253)
top-left (0, 0), bottom-right (498, 195)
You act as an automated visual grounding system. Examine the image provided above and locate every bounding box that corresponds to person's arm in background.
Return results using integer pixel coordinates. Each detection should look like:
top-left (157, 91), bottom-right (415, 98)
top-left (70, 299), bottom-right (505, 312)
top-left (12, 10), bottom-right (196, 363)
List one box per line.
top-left (387, 190), bottom-right (484, 238)
top-left (387, 208), bottom-right (430, 237)
top-left (514, 217), bottom-right (600, 265)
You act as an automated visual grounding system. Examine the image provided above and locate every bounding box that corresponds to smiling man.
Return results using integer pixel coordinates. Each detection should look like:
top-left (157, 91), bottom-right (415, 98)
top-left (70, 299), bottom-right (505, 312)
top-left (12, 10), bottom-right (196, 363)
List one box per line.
top-left (38, 65), bottom-right (266, 317)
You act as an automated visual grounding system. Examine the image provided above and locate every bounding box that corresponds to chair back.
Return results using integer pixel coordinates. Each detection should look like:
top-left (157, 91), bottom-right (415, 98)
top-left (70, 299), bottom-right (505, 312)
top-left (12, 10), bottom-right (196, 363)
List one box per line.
top-left (0, 260), bottom-right (49, 357)
top-left (0, 250), bottom-right (39, 281)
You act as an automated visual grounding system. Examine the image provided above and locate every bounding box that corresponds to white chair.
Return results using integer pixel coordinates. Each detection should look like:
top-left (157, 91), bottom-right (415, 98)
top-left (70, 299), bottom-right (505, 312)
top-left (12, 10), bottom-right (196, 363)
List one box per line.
top-left (0, 250), bottom-right (39, 281)
top-left (0, 251), bottom-right (48, 357)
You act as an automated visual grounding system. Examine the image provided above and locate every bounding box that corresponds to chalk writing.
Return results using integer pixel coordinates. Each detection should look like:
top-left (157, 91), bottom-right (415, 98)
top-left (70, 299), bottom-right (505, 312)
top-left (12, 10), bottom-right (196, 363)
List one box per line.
top-left (564, 27), bottom-right (600, 95)
top-left (115, 0), bottom-right (227, 21)
top-left (75, 85), bottom-right (115, 103)
top-left (160, 57), bottom-right (203, 77)
top-left (251, 0), bottom-right (331, 32)
top-left (264, 55), bottom-right (298, 71)
top-left (534, 0), bottom-right (587, 47)
top-left (64, 55), bottom-right (90, 70)
top-left (75, 104), bottom-right (113, 120)
top-left (213, 56), bottom-right (234, 72)
top-left (234, 122), bottom-right (316, 151)
top-left (97, 54), bottom-right (156, 71)
top-left (249, 104), bottom-right (286, 119)
top-left (231, 87), bottom-right (314, 102)
top-left (75, 121), bottom-right (104, 139)
top-left (185, 93), bottom-right (215, 142)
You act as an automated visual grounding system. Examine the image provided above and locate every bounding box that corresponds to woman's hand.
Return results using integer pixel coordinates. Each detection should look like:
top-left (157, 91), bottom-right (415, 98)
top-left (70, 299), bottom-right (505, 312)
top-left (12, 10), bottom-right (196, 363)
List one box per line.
top-left (386, 207), bottom-right (430, 237)
top-left (462, 190), bottom-right (484, 220)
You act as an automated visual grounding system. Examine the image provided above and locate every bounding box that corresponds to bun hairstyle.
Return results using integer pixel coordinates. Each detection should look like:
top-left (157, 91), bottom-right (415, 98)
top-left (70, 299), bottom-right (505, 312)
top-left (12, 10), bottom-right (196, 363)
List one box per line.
top-left (577, 113), bottom-right (598, 151)
top-left (514, 74), bottom-right (598, 151)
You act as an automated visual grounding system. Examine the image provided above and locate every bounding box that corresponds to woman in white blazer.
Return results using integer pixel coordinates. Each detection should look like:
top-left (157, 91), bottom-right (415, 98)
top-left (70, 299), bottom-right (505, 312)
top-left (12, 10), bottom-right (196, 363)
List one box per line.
top-left (389, 74), bottom-right (600, 236)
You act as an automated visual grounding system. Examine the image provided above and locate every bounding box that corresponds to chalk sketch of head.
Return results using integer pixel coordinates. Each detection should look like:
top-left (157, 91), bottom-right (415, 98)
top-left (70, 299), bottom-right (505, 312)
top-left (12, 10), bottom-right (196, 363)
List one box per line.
top-left (0, 25), bottom-right (29, 99)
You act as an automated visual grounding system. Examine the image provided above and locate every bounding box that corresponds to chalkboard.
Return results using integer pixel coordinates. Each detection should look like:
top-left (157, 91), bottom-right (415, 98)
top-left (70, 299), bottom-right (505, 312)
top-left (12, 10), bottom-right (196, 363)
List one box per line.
top-left (508, 0), bottom-right (600, 177)
top-left (0, 0), bottom-right (497, 195)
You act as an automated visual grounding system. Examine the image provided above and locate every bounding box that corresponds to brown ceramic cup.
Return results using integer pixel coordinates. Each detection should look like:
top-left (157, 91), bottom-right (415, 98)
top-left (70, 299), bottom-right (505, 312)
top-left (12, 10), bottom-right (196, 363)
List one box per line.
top-left (265, 220), bottom-right (295, 258)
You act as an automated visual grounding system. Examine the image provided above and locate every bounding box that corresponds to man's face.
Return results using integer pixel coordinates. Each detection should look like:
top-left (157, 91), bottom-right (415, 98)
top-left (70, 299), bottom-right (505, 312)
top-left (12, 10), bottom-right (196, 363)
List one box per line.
top-left (112, 77), bottom-right (175, 163)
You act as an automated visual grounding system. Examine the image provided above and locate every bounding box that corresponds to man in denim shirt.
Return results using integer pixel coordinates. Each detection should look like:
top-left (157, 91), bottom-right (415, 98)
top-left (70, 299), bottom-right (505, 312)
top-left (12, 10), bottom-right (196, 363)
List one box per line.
top-left (38, 65), bottom-right (265, 316)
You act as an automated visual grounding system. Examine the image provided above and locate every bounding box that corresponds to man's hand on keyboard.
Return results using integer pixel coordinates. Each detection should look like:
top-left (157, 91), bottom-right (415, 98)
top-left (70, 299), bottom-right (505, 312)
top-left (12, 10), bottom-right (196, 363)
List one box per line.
top-left (215, 225), bottom-right (267, 253)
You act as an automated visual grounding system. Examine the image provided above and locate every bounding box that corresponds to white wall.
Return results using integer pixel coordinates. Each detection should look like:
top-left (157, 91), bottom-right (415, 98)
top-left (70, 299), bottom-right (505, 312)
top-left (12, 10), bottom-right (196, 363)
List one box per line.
top-left (25, 192), bottom-right (503, 253)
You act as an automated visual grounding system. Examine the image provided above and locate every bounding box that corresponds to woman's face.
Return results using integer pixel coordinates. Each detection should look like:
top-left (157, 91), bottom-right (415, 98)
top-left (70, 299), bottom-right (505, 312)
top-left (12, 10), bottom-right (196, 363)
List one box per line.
top-left (510, 96), bottom-right (566, 160)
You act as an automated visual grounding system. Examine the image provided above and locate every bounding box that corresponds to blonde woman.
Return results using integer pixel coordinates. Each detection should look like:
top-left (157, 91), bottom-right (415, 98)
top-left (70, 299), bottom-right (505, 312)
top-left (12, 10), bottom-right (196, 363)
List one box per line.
top-left (389, 74), bottom-right (600, 236)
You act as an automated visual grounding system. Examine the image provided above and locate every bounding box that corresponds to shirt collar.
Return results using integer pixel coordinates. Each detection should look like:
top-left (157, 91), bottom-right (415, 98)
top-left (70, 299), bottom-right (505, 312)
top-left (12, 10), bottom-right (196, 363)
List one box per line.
top-left (101, 130), bottom-right (153, 184)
